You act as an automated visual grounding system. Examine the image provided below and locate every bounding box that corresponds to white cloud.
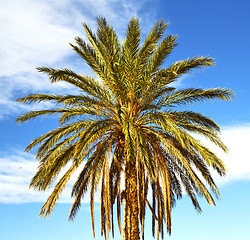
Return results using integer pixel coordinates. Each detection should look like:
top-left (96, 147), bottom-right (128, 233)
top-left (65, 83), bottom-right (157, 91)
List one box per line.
top-left (0, 0), bottom-right (83, 118)
top-left (0, 151), bottom-right (44, 203)
top-left (1, 124), bottom-right (250, 204)
top-left (0, 0), bottom-right (157, 76)
top-left (0, 0), bottom-right (80, 77)
top-left (204, 124), bottom-right (250, 185)
top-left (0, 150), bottom-right (92, 204)
top-left (0, 0), bottom-right (157, 119)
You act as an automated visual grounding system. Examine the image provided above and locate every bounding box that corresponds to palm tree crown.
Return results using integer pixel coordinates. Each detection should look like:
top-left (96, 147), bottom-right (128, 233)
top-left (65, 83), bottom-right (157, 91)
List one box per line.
top-left (16, 17), bottom-right (233, 240)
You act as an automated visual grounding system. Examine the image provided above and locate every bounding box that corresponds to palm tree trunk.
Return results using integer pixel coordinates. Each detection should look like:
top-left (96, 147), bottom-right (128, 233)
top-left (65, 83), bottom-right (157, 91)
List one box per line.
top-left (122, 159), bottom-right (140, 240)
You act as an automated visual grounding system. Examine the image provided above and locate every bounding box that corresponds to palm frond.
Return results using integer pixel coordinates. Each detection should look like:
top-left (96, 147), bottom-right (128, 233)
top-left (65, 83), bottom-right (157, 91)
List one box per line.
top-left (162, 88), bottom-right (234, 107)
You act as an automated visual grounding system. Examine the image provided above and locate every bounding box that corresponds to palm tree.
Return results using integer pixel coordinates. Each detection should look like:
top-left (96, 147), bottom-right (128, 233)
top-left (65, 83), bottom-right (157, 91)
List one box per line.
top-left (16, 17), bottom-right (233, 240)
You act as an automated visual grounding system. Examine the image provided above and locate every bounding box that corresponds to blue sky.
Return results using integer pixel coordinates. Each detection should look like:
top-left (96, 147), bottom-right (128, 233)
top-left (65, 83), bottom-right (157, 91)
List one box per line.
top-left (0, 0), bottom-right (250, 239)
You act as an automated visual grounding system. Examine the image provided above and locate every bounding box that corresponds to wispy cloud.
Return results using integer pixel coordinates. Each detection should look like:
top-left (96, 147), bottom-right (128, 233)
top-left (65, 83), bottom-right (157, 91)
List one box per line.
top-left (0, 0), bottom-right (80, 77)
top-left (1, 124), bottom-right (250, 204)
top-left (0, 150), bottom-right (92, 204)
top-left (0, 0), bottom-right (158, 119)
top-left (0, 151), bottom-right (44, 203)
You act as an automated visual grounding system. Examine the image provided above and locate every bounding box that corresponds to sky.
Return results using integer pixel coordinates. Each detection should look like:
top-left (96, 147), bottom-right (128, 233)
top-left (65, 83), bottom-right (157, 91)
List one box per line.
top-left (0, 0), bottom-right (250, 239)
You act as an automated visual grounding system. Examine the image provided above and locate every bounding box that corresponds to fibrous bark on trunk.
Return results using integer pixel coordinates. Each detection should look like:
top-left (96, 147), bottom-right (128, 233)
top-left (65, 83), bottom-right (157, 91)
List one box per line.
top-left (122, 158), bottom-right (140, 240)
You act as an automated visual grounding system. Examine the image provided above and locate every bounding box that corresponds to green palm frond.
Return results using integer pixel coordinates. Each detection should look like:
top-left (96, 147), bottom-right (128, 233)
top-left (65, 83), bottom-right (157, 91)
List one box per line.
top-left (167, 56), bottom-right (215, 76)
top-left (167, 110), bottom-right (220, 131)
top-left (162, 88), bottom-right (234, 107)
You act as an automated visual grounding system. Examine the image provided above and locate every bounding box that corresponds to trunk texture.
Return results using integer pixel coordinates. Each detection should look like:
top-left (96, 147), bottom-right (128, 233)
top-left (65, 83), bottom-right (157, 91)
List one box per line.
top-left (122, 159), bottom-right (140, 240)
